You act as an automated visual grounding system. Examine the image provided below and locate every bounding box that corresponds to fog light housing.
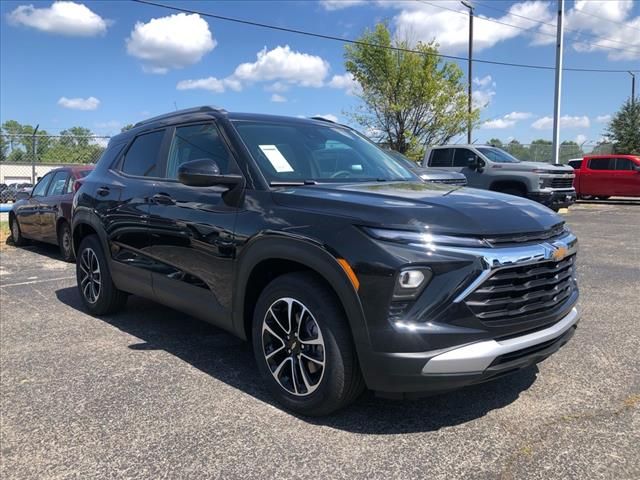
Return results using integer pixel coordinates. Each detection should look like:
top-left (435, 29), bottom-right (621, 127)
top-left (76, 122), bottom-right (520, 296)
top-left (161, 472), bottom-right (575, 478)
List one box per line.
top-left (393, 268), bottom-right (432, 299)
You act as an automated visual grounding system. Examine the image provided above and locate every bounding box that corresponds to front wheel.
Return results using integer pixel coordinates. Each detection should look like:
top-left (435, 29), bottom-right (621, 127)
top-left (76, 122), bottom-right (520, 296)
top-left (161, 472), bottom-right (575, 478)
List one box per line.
top-left (252, 272), bottom-right (365, 416)
top-left (76, 234), bottom-right (127, 315)
top-left (9, 216), bottom-right (27, 246)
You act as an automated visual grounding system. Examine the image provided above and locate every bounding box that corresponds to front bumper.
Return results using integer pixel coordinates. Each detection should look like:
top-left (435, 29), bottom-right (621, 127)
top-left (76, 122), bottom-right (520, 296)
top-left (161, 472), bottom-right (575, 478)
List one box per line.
top-left (362, 306), bottom-right (579, 395)
top-left (528, 189), bottom-right (576, 208)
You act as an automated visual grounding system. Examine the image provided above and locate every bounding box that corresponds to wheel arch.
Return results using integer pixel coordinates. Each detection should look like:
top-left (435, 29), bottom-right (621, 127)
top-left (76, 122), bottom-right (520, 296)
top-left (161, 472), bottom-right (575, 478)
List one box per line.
top-left (233, 236), bottom-right (370, 352)
top-left (490, 179), bottom-right (529, 195)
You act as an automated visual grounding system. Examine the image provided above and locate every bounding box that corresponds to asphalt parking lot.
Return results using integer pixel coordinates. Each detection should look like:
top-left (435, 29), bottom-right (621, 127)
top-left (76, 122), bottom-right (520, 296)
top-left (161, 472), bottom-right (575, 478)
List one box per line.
top-left (1, 201), bottom-right (638, 480)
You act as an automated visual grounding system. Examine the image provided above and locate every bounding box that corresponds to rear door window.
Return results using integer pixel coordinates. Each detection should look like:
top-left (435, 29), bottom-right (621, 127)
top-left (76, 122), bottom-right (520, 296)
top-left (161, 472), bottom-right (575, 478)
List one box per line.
top-left (429, 148), bottom-right (453, 167)
top-left (588, 158), bottom-right (614, 170)
top-left (121, 130), bottom-right (166, 177)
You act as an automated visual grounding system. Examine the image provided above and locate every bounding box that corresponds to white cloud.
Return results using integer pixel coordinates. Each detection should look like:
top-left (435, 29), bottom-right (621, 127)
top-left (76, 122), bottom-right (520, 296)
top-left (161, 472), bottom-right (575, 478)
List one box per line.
top-left (320, 0), bottom-right (367, 10)
top-left (481, 118), bottom-right (516, 129)
top-left (596, 114), bottom-right (612, 123)
top-left (314, 114), bottom-right (339, 123)
top-left (504, 111), bottom-right (533, 121)
top-left (232, 45), bottom-right (329, 87)
top-left (8, 1), bottom-right (108, 36)
top-left (482, 111), bottom-right (534, 129)
top-left (126, 13), bottom-right (216, 74)
top-left (177, 45), bottom-right (330, 94)
top-left (270, 94), bottom-right (287, 103)
top-left (57, 96), bottom-right (100, 110)
top-left (531, 115), bottom-right (590, 130)
top-left (327, 72), bottom-right (360, 95)
top-left (176, 76), bottom-right (241, 93)
top-left (394, 1), bottom-right (554, 54)
top-left (473, 75), bottom-right (494, 88)
top-left (575, 134), bottom-right (588, 144)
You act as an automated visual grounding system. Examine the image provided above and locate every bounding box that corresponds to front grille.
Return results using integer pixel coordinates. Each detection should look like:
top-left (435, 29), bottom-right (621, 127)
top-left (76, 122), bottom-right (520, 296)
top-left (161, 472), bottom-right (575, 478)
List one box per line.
top-left (550, 177), bottom-right (574, 188)
top-left (465, 254), bottom-right (576, 325)
top-left (430, 178), bottom-right (467, 186)
top-left (484, 223), bottom-right (565, 245)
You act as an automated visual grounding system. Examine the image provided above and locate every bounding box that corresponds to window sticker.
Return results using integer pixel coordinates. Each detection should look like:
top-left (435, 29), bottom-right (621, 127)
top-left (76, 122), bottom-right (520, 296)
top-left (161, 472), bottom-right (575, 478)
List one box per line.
top-left (259, 145), bottom-right (294, 173)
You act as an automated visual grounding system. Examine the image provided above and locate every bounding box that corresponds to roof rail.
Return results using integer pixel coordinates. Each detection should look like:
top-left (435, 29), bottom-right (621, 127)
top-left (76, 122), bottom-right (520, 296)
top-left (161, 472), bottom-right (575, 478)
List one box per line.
top-left (134, 106), bottom-right (226, 127)
top-left (310, 116), bottom-right (337, 124)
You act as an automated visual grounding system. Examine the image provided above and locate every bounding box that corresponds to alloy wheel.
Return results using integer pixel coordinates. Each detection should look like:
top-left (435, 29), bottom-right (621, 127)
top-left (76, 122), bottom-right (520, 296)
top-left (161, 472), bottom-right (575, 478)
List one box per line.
top-left (62, 229), bottom-right (72, 256)
top-left (261, 297), bottom-right (325, 396)
top-left (79, 247), bottom-right (101, 304)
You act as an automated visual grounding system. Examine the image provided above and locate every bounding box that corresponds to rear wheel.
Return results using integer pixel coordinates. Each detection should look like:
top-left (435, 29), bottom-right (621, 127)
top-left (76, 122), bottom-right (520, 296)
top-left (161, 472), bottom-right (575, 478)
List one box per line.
top-left (76, 234), bottom-right (127, 315)
top-left (252, 272), bottom-right (365, 416)
top-left (58, 222), bottom-right (74, 262)
top-left (9, 216), bottom-right (27, 246)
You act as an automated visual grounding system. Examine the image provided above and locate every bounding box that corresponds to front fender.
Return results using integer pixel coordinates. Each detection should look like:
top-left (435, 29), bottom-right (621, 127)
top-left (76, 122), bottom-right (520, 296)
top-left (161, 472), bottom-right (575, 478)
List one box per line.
top-left (232, 233), bottom-right (371, 352)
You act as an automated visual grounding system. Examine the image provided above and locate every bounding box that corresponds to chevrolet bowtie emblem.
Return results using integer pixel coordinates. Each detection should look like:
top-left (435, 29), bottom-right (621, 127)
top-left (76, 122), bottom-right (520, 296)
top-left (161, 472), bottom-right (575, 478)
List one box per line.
top-left (551, 245), bottom-right (569, 262)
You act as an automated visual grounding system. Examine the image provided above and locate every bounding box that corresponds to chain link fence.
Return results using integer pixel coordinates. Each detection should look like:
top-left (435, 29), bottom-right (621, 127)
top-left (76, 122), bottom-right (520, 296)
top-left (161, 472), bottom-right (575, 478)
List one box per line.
top-left (490, 142), bottom-right (614, 164)
top-left (0, 133), bottom-right (110, 185)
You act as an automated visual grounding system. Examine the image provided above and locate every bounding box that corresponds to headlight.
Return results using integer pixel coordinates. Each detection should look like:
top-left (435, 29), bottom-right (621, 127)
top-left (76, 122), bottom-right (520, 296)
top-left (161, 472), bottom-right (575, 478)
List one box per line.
top-left (363, 227), bottom-right (489, 248)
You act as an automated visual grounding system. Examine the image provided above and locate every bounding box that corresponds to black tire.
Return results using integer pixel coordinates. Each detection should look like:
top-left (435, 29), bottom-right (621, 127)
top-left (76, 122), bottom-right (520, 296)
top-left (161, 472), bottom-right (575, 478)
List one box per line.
top-left (9, 216), bottom-right (28, 246)
top-left (252, 272), bottom-right (365, 416)
top-left (58, 221), bottom-right (75, 262)
top-left (76, 234), bottom-right (127, 315)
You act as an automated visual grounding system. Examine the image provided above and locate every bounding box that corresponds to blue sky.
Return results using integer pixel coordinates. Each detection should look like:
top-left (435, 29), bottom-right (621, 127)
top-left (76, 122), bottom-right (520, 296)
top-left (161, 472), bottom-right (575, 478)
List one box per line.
top-left (1, 0), bottom-right (639, 146)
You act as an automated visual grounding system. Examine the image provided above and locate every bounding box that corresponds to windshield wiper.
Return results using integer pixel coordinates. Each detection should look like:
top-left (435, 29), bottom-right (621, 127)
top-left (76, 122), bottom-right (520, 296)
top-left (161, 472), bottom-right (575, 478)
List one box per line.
top-left (269, 180), bottom-right (318, 186)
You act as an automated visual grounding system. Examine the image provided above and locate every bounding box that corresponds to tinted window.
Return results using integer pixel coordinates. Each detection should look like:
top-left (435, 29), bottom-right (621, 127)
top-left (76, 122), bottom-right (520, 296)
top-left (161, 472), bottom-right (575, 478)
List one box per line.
top-left (453, 148), bottom-right (476, 167)
top-left (615, 158), bottom-right (634, 170)
top-left (121, 130), bottom-right (165, 177)
top-left (589, 158), bottom-right (614, 170)
top-left (429, 148), bottom-right (453, 167)
top-left (32, 173), bottom-right (53, 197)
top-left (568, 159), bottom-right (582, 169)
top-left (48, 171), bottom-right (69, 196)
top-left (167, 123), bottom-right (233, 179)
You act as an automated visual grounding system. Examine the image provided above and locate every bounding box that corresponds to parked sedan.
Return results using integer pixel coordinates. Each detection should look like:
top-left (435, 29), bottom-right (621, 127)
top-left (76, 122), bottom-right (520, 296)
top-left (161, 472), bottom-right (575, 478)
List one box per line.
top-left (1, 183), bottom-right (33, 203)
top-left (9, 165), bottom-right (93, 261)
top-left (385, 150), bottom-right (467, 186)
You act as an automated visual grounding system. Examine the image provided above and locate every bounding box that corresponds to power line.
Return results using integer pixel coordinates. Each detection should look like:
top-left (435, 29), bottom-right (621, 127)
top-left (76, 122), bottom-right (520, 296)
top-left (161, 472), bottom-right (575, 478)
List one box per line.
top-left (419, 0), bottom-right (640, 57)
top-left (130, 0), bottom-right (640, 73)
top-left (573, 7), bottom-right (640, 33)
top-left (473, 0), bottom-right (640, 50)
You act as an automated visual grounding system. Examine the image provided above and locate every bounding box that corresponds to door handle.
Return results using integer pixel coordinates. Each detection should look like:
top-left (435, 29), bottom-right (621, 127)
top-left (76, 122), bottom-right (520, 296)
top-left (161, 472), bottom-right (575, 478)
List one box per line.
top-left (151, 193), bottom-right (176, 205)
top-left (97, 186), bottom-right (110, 197)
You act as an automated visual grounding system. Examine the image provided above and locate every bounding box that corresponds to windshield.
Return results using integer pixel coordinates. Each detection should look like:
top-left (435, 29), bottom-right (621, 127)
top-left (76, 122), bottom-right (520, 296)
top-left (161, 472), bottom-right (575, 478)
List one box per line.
top-left (232, 121), bottom-right (416, 183)
top-left (385, 150), bottom-right (420, 172)
top-left (477, 147), bottom-right (521, 163)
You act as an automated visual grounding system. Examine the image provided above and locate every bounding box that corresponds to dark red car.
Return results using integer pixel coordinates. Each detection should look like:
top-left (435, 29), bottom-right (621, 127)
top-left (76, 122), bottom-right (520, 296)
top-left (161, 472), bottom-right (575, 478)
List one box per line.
top-left (9, 165), bottom-right (94, 261)
top-left (570, 154), bottom-right (640, 199)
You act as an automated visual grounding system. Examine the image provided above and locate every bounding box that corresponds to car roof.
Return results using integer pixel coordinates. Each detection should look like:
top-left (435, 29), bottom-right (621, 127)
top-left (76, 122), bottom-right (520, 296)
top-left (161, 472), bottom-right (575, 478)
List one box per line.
top-left (109, 106), bottom-right (347, 146)
top-left (46, 165), bottom-right (95, 175)
top-left (584, 154), bottom-right (639, 159)
top-left (429, 144), bottom-right (495, 149)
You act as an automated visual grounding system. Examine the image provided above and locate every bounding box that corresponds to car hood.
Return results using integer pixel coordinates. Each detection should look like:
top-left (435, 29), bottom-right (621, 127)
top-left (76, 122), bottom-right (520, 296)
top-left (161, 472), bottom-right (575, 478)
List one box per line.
top-left (272, 181), bottom-right (562, 236)
top-left (412, 167), bottom-right (466, 181)
top-left (493, 161), bottom-right (574, 173)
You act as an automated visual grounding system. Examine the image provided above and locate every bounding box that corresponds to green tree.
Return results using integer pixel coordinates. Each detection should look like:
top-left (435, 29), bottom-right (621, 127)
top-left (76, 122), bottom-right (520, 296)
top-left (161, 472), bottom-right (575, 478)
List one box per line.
top-left (121, 123), bottom-right (135, 133)
top-left (559, 140), bottom-right (584, 163)
top-left (505, 139), bottom-right (531, 161)
top-left (0, 134), bottom-right (8, 161)
top-left (488, 138), bottom-right (503, 147)
top-left (605, 98), bottom-right (640, 155)
top-left (344, 23), bottom-right (479, 156)
top-left (1, 120), bottom-right (23, 151)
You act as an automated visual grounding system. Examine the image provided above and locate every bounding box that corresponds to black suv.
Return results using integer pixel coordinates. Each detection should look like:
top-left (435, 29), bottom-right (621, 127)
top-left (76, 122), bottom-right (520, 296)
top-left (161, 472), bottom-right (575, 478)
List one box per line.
top-left (72, 107), bottom-right (580, 415)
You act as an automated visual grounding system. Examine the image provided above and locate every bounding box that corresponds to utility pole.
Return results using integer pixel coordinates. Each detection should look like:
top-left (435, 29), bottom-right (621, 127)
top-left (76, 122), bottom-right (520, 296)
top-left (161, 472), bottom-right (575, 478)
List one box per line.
top-left (31, 124), bottom-right (39, 184)
top-left (629, 71), bottom-right (636, 105)
top-left (551, 0), bottom-right (564, 165)
top-left (461, 0), bottom-right (473, 144)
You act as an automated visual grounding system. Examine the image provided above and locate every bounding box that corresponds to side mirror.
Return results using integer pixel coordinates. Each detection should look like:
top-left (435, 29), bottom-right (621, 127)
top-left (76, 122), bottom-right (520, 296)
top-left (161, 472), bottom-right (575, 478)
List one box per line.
top-left (177, 158), bottom-right (243, 188)
top-left (15, 190), bottom-right (30, 201)
top-left (633, 163), bottom-right (640, 172)
top-left (467, 157), bottom-right (484, 171)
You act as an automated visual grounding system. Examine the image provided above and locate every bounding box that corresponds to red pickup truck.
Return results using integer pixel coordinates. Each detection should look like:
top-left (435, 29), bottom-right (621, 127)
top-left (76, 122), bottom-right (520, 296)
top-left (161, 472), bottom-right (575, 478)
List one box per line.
top-left (568, 154), bottom-right (640, 199)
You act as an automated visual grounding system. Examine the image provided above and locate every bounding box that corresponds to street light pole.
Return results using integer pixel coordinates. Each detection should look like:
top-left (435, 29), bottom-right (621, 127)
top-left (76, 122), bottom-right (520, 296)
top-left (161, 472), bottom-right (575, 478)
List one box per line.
top-left (461, 0), bottom-right (473, 144)
top-left (551, 0), bottom-right (564, 165)
top-left (629, 71), bottom-right (636, 105)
